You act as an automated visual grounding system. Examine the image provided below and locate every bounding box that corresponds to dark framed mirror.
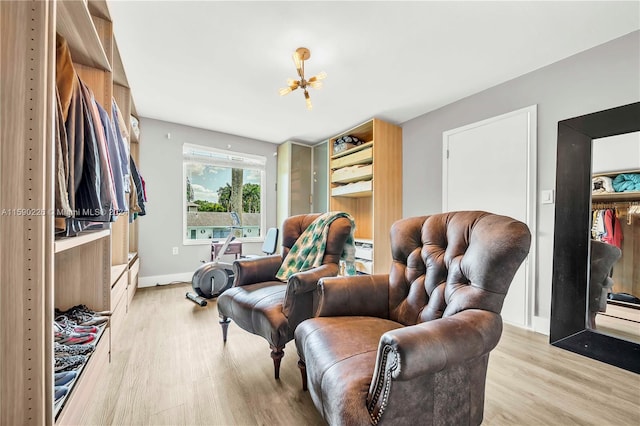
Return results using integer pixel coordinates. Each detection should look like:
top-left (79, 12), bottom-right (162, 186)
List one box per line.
top-left (551, 101), bottom-right (640, 373)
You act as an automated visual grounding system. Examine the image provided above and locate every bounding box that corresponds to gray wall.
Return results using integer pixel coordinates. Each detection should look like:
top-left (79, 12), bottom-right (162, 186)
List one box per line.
top-left (402, 31), bottom-right (640, 328)
top-left (137, 118), bottom-right (278, 280)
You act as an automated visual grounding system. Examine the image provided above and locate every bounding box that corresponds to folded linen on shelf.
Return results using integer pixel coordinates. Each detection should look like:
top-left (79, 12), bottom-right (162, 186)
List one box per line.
top-left (612, 173), bottom-right (640, 192)
top-left (592, 176), bottom-right (614, 193)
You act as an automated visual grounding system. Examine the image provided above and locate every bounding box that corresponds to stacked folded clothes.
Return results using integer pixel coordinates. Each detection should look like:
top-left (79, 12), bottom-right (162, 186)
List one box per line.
top-left (612, 173), bottom-right (640, 192)
top-left (593, 173), bottom-right (640, 194)
top-left (592, 176), bottom-right (614, 193)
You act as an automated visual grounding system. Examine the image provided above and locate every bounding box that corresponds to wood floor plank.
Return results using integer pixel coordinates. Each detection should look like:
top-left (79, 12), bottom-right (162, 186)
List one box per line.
top-left (79, 283), bottom-right (639, 425)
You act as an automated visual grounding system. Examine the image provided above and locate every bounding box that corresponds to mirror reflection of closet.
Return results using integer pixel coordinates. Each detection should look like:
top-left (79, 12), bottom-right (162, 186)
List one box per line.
top-left (590, 131), bottom-right (640, 343)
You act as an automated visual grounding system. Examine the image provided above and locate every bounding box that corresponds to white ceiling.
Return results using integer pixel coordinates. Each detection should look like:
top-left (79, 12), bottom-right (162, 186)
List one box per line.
top-left (108, 1), bottom-right (640, 145)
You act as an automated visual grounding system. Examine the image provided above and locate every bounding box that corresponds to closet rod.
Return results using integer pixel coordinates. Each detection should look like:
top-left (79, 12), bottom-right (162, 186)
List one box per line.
top-left (592, 200), bottom-right (639, 210)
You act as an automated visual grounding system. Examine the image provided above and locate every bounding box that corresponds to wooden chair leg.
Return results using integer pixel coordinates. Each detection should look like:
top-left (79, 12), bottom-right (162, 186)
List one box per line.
top-left (270, 345), bottom-right (285, 380)
top-left (219, 317), bottom-right (231, 343)
top-left (298, 359), bottom-right (308, 391)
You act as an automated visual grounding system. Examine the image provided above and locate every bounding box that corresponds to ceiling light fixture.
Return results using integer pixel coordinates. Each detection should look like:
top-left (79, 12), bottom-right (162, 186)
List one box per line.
top-left (279, 47), bottom-right (326, 110)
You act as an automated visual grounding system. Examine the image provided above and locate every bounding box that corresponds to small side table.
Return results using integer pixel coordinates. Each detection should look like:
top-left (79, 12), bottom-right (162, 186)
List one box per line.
top-left (211, 240), bottom-right (243, 261)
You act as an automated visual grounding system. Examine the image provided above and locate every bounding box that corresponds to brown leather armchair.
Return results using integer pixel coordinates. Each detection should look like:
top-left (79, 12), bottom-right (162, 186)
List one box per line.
top-left (217, 213), bottom-right (353, 380)
top-left (294, 211), bottom-right (531, 425)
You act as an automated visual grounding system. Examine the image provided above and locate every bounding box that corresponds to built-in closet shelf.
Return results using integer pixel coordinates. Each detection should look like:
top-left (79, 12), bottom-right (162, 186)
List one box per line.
top-left (111, 263), bottom-right (128, 286)
top-left (331, 180), bottom-right (373, 197)
top-left (332, 174), bottom-right (374, 185)
top-left (592, 191), bottom-right (640, 201)
top-left (54, 230), bottom-right (110, 253)
top-left (56, 0), bottom-right (111, 71)
top-left (331, 164), bottom-right (373, 184)
top-left (54, 327), bottom-right (110, 425)
top-left (332, 189), bottom-right (373, 198)
top-left (54, 324), bottom-right (108, 416)
top-left (331, 141), bottom-right (374, 160)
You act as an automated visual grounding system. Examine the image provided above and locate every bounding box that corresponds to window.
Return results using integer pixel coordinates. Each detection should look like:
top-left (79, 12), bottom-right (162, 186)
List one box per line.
top-left (183, 143), bottom-right (266, 244)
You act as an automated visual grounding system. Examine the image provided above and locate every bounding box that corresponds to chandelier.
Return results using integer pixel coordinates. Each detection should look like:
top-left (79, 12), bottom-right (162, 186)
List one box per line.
top-left (279, 47), bottom-right (326, 110)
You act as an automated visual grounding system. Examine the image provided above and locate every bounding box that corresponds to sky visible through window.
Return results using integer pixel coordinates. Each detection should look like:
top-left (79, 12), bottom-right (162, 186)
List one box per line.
top-left (187, 162), bottom-right (261, 203)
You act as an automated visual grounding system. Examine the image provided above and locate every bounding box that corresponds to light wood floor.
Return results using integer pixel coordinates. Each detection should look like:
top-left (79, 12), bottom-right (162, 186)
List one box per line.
top-left (78, 283), bottom-right (640, 425)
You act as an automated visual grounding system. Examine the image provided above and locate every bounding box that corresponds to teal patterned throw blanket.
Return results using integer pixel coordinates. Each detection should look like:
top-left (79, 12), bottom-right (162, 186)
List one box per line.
top-left (275, 211), bottom-right (356, 281)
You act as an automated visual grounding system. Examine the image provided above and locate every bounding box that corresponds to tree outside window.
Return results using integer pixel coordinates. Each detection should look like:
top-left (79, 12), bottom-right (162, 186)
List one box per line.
top-left (183, 144), bottom-right (265, 242)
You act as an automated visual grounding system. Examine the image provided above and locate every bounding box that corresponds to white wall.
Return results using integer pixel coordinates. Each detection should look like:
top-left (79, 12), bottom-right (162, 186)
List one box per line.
top-left (137, 118), bottom-right (278, 283)
top-left (592, 132), bottom-right (640, 174)
top-left (402, 31), bottom-right (640, 332)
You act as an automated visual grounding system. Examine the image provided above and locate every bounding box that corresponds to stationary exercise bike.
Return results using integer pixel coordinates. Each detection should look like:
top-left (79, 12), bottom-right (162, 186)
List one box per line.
top-left (186, 213), bottom-right (241, 307)
top-left (186, 216), bottom-right (279, 307)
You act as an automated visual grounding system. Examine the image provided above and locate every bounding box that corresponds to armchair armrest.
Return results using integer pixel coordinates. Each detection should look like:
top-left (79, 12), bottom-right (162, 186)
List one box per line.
top-left (316, 274), bottom-right (390, 318)
top-left (287, 264), bottom-right (339, 296)
top-left (233, 254), bottom-right (282, 287)
top-left (282, 263), bottom-right (339, 320)
top-left (381, 309), bottom-right (502, 380)
top-left (367, 310), bottom-right (502, 422)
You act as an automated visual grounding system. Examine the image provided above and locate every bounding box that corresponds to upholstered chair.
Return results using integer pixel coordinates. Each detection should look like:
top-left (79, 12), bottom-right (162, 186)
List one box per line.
top-left (294, 211), bottom-right (531, 425)
top-left (217, 213), bottom-right (353, 380)
top-left (587, 239), bottom-right (621, 329)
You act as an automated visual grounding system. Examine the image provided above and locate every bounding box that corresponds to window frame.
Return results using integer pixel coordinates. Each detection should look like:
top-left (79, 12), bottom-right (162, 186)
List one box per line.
top-left (182, 143), bottom-right (266, 246)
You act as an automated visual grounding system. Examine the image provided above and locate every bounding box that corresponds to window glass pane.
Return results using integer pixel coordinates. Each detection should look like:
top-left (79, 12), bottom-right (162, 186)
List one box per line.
top-left (184, 146), bottom-right (264, 242)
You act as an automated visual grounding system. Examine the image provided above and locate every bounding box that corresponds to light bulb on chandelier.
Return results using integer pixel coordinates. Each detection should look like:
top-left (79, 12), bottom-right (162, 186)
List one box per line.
top-left (304, 90), bottom-right (312, 110)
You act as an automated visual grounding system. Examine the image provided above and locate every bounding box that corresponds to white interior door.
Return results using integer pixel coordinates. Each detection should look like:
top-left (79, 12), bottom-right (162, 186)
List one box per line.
top-left (443, 106), bottom-right (536, 328)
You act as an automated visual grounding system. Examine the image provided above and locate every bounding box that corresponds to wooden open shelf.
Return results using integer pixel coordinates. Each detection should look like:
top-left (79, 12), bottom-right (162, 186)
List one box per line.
top-left (53, 324), bottom-right (108, 417)
top-left (592, 191), bottom-right (640, 201)
top-left (331, 141), bottom-right (374, 159)
top-left (331, 179), bottom-right (373, 197)
top-left (331, 164), bottom-right (373, 184)
top-left (54, 230), bottom-right (110, 253)
top-left (56, 0), bottom-right (111, 71)
top-left (55, 327), bottom-right (110, 425)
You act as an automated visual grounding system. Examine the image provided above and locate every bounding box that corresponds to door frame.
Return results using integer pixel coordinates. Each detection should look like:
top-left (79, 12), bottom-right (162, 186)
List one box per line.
top-left (442, 105), bottom-right (537, 328)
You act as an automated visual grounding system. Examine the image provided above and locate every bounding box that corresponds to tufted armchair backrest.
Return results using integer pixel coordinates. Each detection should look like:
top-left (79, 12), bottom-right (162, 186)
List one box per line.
top-left (281, 214), bottom-right (319, 260)
top-left (280, 213), bottom-right (352, 266)
top-left (388, 211), bottom-right (531, 326)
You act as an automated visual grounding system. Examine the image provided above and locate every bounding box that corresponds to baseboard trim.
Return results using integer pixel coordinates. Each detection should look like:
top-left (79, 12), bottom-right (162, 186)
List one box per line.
top-left (138, 272), bottom-right (192, 288)
top-left (532, 315), bottom-right (550, 335)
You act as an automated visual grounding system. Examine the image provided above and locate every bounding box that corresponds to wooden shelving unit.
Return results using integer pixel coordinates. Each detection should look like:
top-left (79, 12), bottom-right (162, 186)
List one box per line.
top-left (0, 1), bottom-right (141, 424)
top-left (54, 230), bottom-right (111, 253)
top-left (329, 118), bottom-right (402, 275)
